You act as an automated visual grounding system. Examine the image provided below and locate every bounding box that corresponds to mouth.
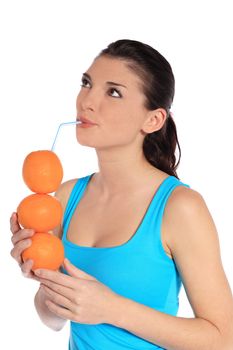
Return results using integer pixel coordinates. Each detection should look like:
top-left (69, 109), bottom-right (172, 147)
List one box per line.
top-left (77, 116), bottom-right (97, 125)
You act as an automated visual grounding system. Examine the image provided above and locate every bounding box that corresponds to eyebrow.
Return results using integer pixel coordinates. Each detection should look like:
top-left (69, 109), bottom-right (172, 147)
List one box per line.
top-left (82, 72), bottom-right (127, 89)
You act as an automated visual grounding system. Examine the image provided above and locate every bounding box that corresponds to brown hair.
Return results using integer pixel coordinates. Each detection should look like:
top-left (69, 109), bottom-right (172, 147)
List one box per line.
top-left (97, 39), bottom-right (181, 179)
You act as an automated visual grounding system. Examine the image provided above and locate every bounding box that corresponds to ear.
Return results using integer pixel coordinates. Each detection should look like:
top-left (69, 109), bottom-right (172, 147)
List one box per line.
top-left (141, 108), bottom-right (167, 134)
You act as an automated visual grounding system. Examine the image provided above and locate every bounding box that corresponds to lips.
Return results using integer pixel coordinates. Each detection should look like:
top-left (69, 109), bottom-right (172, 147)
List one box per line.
top-left (77, 116), bottom-right (97, 125)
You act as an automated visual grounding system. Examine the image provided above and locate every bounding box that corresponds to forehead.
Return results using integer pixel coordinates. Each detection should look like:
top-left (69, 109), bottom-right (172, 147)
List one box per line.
top-left (85, 56), bottom-right (142, 87)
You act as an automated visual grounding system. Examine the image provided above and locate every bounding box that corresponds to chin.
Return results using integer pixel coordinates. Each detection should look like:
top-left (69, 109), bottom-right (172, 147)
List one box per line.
top-left (76, 140), bottom-right (96, 148)
top-left (75, 136), bottom-right (96, 148)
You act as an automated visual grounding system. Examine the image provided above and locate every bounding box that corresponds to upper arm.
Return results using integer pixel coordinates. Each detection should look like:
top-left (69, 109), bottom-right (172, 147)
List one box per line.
top-left (165, 187), bottom-right (233, 344)
top-left (51, 178), bottom-right (78, 239)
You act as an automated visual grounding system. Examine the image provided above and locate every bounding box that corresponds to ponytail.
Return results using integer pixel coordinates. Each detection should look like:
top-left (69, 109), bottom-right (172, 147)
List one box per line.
top-left (143, 112), bottom-right (181, 179)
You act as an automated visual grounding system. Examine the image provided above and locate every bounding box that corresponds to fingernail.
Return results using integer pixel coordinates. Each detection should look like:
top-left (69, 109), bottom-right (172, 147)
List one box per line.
top-left (25, 239), bottom-right (31, 246)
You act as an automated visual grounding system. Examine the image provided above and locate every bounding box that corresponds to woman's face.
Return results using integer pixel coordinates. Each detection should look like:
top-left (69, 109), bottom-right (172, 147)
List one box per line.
top-left (76, 56), bottom-right (150, 149)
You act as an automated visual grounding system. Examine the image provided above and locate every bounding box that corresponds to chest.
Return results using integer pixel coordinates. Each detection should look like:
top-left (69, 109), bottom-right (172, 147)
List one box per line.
top-left (66, 189), bottom-right (173, 259)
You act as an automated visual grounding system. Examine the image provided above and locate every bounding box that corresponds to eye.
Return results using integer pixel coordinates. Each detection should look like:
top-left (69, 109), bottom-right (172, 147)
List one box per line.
top-left (80, 77), bottom-right (122, 98)
top-left (108, 87), bottom-right (122, 98)
top-left (80, 77), bottom-right (91, 88)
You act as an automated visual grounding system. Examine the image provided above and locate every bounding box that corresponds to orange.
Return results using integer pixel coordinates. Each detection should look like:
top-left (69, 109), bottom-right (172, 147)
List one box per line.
top-left (22, 232), bottom-right (64, 271)
top-left (22, 150), bottom-right (63, 193)
top-left (17, 193), bottom-right (63, 232)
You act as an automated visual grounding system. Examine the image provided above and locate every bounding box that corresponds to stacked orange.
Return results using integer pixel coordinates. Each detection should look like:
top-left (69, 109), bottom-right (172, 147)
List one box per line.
top-left (17, 150), bottom-right (65, 271)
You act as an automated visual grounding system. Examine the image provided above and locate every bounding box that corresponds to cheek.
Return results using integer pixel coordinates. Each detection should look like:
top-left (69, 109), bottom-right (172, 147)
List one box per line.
top-left (103, 104), bottom-right (141, 135)
top-left (105, 105), bottom-right (132, 128)
top-left (104, 115), bottom-right (140, 145)
top-left (110, 112), bottom-right (140, 135)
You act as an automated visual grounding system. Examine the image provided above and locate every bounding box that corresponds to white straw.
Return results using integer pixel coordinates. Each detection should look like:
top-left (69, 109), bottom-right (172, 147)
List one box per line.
top-left (51, 120), bottom-right (81, 151)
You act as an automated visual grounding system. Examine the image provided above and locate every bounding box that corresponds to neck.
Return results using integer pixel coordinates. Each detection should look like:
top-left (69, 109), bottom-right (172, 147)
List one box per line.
top-left (93, 145), bottom-right (161, 198)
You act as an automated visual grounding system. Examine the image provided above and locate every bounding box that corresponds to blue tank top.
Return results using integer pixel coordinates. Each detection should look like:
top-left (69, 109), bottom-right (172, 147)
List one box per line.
top-left (62, 173), bottom-right (191, 350)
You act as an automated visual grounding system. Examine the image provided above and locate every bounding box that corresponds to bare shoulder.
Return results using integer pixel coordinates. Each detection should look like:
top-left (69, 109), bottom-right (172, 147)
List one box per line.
top-left (166, 184), bottom-right (205, 216)
top-left (164, 185), bottom-right (218, 257)
top-left (54, 178), bottom-right (79, 210)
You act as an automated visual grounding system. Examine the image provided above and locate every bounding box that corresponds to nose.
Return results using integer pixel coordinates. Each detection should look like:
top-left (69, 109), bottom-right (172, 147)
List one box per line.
top-left (79, 89), bottom-right (99, 112)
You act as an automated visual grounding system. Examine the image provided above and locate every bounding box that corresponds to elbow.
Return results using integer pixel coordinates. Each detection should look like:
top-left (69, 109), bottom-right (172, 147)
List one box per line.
top-left (49, 323), bottom-right (65, 332)
top-left (34, 289), bottom-right (66, 332)
top-left (40, 316), bottom-right (66, 332)
top-left (207, 321), bottom-right (233, 350)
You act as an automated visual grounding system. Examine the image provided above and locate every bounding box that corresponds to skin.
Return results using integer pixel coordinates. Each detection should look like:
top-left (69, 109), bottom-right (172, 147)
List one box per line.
top-left (10, 56), bottom-right (233, 347)
top-left (10, 55), bottom-right (168, 324)
top-left (75, 55), bottom-right (168, 198)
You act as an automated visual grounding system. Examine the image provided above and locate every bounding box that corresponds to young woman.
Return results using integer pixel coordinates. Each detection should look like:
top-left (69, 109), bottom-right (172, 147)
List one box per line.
top-left (10, 39), bottom-right (233, 350)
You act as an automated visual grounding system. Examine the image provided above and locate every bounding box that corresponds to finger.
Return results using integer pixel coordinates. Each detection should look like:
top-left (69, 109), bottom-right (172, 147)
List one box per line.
top-left (34, 268), bottom-right (75, 288)
top-left (10, 239), bottom-right (32, 264)
top-left (39, 278), bottom-right (75, 300)
top-left (63, 258), bottom-right (96, 281)
top-left (21, 259), bottom-right (34, 275)
top-left (41, 284), bottom-right (73, 310)
top-left (45, 299), bottom-right (72, 321)
top-left (10, 212), bottom-right (21, 234)
top-left (21, 260), bottom-right (40, 281)
top-left (11, 228), bottom-right (34, 245)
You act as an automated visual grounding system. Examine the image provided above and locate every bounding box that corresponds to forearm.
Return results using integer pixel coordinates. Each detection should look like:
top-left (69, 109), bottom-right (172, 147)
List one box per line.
top-left (109, 295), bottom-right (225, 350)
top-left (34, 285), bottom-right (67, 331)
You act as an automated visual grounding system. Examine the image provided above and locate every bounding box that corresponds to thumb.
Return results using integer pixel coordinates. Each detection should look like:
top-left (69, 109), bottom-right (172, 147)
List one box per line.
top-left (63, 258), bottom-right (96, 281)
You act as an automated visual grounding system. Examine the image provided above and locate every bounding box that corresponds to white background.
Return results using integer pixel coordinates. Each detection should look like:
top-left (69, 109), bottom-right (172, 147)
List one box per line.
top-left (0, 1), bottom-right (232, 349)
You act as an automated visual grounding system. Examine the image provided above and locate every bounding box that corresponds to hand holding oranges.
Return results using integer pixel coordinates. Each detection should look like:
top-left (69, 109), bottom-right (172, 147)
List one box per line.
top-left (10, 212), bottom-right (36, 279)
top-left (13, 150), bottom-right (65, 272)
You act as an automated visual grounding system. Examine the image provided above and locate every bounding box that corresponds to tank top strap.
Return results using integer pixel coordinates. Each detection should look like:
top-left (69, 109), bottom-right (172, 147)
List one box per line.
top-left (133, 175), bottom-right (191, 259)
top-left (62, 173), bottom-right (95, 235)
top-left (146, 175), bottom-right (191, 221)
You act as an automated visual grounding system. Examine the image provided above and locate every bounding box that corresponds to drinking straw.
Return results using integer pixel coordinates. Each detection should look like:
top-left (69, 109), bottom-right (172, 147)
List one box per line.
top-left (51, 120), bottom-right (81, 151)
